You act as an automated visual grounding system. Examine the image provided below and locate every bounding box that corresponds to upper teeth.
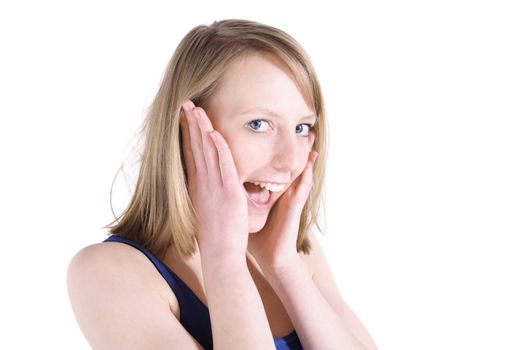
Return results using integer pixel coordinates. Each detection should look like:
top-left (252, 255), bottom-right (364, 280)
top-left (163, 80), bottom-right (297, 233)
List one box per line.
top-left (252, 182), bottom-right (286, 192)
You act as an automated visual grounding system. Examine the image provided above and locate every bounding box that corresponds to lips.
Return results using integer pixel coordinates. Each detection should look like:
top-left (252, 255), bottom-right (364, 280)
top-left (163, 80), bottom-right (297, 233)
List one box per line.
top-left (243, 182), bottom-right (274, 209)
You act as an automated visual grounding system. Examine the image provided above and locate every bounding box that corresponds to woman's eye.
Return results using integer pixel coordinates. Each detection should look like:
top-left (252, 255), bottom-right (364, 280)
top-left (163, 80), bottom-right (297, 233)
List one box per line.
top-left (247, 119), bottom-right (271, 133)
top-left (296, 123), bottom-right (312, 136)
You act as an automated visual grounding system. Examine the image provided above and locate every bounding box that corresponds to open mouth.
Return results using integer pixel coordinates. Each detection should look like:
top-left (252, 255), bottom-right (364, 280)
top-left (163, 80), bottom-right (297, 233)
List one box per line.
top-left (243, 181), bottom-right (286, 208)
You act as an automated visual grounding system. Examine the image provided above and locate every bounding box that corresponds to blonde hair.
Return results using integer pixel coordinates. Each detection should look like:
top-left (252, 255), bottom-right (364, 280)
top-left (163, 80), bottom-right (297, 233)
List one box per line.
top-left (106, 19), bottom-right (327, 259)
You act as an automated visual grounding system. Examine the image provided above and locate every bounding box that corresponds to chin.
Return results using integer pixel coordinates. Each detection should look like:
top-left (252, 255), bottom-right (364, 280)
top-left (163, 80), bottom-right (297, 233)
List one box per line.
top-left (248, 212), bottom-right (269, 234)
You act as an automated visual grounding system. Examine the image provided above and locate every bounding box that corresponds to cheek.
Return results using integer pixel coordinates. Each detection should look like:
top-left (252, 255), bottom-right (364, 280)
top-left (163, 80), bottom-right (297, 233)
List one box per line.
top-left (223, 136), bottom-right (263, 180)
top-left (299, 141), bottom-right (313, 164)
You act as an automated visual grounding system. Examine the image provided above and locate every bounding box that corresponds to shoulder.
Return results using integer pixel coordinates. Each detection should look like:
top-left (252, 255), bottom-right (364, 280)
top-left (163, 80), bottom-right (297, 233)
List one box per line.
top-left (67, 241), bottom-right (175, 307)
top-left (66, 242), bottom-right (202, 349)
top-left (67, 242), bottom-right (158, 289)
top-left (301, 234), bottom-right (379, 350)
top-left (300, 233), bottom-right (346, 301)
top-left (300, 232), bottom-right (328, 279)
top-left (68, 241), bottom-right (150, 274)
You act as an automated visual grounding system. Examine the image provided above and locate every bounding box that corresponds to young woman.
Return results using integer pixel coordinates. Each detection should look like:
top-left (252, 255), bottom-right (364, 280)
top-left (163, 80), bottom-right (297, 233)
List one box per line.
top-left (67, 19), bottom-right (378, 350)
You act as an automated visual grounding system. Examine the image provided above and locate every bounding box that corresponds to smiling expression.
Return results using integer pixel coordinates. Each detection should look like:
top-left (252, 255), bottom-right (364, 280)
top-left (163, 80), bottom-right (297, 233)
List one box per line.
top-left (203, 53), bottom-right (316, 233)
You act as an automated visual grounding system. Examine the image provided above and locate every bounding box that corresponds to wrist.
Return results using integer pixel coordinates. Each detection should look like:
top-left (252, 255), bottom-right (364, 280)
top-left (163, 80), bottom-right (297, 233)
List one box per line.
top-left (198, 239), bottom-right (246, 265)
top-left (201, 249), bottom-right (246, 269)
top-left (262, 254), bottom-right (308, 282)
top-left (201, 252), bottom-right (250, 286)
top-left (265, 258), bottom-right (311, 294)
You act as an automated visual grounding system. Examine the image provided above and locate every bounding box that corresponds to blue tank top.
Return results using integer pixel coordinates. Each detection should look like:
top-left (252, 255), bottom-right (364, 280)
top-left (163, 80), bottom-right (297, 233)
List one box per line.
top-left (104, 235), bottom-right (303, 350)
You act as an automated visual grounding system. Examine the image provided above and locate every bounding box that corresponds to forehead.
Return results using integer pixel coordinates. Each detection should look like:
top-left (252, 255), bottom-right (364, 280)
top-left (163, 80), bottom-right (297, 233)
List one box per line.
top-left (208, 53), bottom-right (313, 119)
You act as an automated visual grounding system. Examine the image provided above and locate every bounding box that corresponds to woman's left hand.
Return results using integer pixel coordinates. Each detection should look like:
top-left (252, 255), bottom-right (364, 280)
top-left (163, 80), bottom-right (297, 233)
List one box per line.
top-left (247, 151), bottom-right (318, 275)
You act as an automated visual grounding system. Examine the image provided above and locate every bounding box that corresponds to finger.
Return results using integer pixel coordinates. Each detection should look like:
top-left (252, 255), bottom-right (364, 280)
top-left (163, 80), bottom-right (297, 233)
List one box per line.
top-left (308, 130), bottom-right (316, 149)
top-left (209, 130), bottom-right (240, 188)
top-left (291, 151), bottom-right (318, 202)
top-left (183, 102), bottom-right (207, 175)
top-left (180, 102), bottom-right (196, 177)
top-left (194, 107), bottom-right (221, 185)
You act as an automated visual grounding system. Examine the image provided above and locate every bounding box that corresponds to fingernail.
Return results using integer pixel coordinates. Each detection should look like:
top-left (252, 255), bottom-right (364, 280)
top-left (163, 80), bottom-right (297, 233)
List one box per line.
top-left (182, 100), bottom-right (194, 113)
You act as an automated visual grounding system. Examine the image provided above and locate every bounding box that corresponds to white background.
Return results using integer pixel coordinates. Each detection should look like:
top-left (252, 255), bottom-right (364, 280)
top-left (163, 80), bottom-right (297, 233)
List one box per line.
top-left (1, 0), bottom-right (524, 349)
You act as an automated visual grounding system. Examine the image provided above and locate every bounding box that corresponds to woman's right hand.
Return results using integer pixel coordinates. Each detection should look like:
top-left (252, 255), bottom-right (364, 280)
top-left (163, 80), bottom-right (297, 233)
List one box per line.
top-left (180, 100), bottom-right (249, 261)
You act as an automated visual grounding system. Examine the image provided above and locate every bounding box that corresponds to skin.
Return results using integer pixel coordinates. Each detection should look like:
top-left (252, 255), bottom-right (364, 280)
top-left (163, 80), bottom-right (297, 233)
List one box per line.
top-left (179, 52), bottom-right (376, 348)
top-left (67, 51), bottom-right (378, 350)
top-left (204, 52), bottom-right (316, 234)
top-left (181, 52), bottom-right (317, 271)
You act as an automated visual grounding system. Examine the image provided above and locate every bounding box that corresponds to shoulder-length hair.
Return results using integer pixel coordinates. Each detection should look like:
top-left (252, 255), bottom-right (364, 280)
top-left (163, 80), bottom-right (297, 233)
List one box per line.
top-left (106, 19), bottom-right (327, 259)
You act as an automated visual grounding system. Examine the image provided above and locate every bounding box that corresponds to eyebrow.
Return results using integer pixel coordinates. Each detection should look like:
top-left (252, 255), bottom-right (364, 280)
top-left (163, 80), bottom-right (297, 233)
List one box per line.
top-left (238, 107), bottom-right (317, 122)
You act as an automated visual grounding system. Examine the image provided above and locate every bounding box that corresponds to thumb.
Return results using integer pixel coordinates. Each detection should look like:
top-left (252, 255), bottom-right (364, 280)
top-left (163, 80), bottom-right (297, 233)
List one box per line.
top-left (287, 151), bottom-right (318, 209)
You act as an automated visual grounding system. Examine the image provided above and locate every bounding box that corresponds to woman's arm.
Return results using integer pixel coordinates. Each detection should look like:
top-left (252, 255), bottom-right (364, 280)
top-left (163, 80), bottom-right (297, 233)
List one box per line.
top-left (245, 144), bottom-right (377, 349)
top-left (182, 101), bottom-right (275, 349)
top-left (265, 257), bottom-right (369, 350)
top-left (68, 243), bottom-right (276, 350)
top-left (264, 234), bottom-right (378, 350)
top-left (200, 251), bottom-right (275, 350)
top-left (303, 234), bottom-right (378, 349)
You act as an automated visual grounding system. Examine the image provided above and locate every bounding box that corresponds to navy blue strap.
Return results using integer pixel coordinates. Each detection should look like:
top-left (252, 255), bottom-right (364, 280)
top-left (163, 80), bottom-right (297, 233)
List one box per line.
top-left (103, 235), bottom-right (213, 349)
top-left (103, 235), bottom-right (302, 349)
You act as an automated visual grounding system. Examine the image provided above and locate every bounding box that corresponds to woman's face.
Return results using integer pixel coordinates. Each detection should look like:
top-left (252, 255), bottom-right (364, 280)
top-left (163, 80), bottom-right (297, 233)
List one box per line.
top-left (205, 53), bottom-right (316, 233)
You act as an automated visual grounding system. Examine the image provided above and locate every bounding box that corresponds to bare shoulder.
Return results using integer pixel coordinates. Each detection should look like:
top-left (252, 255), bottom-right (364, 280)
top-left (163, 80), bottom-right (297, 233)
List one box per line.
top-left (67, 242), bottom-right (168, 301)
top-left (301, 233), bottom-right (379, 350)
top-left (67, 241), bottom-right (159, 282)
top-left (299, 232), bottom-right (328, 279)
top-left (67, 241), bottom-right (204, 350)
top-left (299, 233), bottom-right (347, 316)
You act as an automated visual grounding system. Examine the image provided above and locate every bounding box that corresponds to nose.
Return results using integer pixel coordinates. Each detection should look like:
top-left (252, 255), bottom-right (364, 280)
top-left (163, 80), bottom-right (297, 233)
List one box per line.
top-left (270, 133), bottom-right (304, 173)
